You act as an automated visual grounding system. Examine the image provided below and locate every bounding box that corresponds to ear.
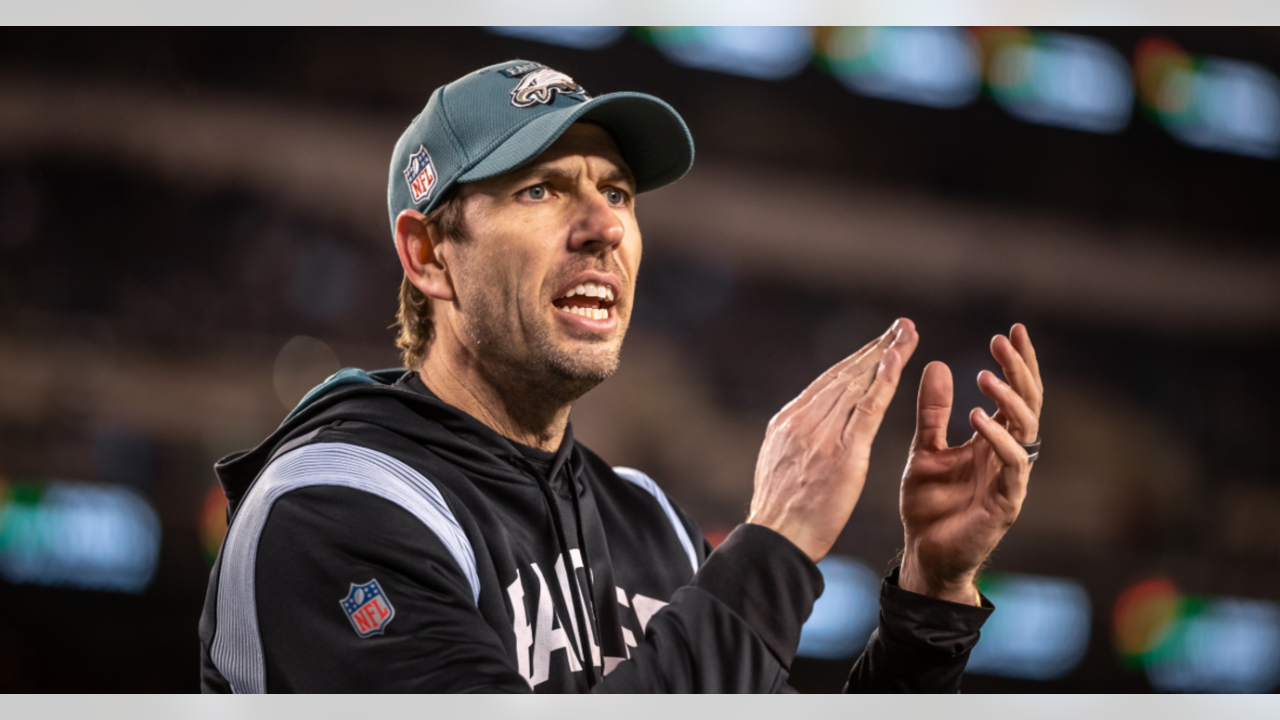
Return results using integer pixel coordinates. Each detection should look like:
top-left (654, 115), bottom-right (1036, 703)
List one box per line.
top-left (395, 209), bottom-right (456, 302)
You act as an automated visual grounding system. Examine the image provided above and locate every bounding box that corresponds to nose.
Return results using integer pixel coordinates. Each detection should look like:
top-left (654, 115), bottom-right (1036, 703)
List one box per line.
top-left (567, 185), bottom-right (625, 253)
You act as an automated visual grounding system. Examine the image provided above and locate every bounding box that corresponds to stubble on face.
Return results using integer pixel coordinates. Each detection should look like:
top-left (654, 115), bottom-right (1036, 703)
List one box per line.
top-left (452, 249), bottom-right (626, 408)
top-left (447, 155), bottom-right (635, 412)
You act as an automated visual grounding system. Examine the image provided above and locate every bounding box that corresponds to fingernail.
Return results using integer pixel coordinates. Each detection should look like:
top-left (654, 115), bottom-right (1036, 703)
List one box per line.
top-left (976, 407), bottom-right (989, 420)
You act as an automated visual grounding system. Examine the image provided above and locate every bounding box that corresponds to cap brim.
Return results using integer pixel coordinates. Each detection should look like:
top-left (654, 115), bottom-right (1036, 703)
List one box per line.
top-left (457, 92), bottom-right (694, 193)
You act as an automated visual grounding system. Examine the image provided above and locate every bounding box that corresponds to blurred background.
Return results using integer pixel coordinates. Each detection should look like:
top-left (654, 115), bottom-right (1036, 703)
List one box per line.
top-left (1, 27), bottom-right (1279, 693)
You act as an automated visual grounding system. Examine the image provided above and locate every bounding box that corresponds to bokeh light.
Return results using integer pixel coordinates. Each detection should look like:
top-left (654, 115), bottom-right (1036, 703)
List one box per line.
top-left (199, 486), bottom-right (228, 566)
top-left (0, 478), bottom-right (161, 593)
top-left (1113, 577), bottom-right (1181, 665)
top-left (967, 572), bottom-right (1092, 680)
top-left (980, 28), bottom-right (1134, 134)
top-left (1135, 38), bottom-right (1280, 159)
top-left (797, 555), bottom-right (881, 660)
top-left (644, 27), bottom-right (814, 81)
top-left (818, 26), bottom-right (981, 109)
top-left (272, 335), bottom-right (341, 411)
top-left (1113, 577), bottom-right (1280, 693)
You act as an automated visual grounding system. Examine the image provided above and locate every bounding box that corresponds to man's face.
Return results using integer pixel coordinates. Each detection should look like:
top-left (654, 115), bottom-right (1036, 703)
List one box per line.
top-left (444, 123), bottom-right (641, 395)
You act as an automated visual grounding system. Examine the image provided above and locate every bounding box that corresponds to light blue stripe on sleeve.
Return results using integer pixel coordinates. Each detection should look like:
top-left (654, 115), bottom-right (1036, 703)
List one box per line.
top-left (211, 442), bottom-right (477, 694)
top-left (613, 466), bottom-right (698, 575)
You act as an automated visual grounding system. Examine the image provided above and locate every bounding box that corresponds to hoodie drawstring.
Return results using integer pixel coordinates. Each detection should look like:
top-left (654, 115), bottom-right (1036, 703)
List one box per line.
top-left (517, 452), bottom-right (600, 688)
top-left (566, 468), bottom-right (604, 682)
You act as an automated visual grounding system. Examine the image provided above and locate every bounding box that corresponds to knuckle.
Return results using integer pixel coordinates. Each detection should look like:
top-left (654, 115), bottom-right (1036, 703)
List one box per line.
top-left (859, 396), bottom-right (885, 416)
top-left (1015, 452), bottom-right (1031, 472)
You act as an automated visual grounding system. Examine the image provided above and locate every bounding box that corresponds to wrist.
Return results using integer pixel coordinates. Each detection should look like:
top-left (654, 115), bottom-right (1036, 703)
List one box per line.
top-left (744, 519), bottom-right (826, 564)
top-left (899, 542), bottom-right (980, 605)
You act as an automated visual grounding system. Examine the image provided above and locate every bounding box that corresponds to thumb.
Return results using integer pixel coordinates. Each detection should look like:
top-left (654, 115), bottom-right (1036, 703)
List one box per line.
top-left (914, 361), bottom-right (953, 452)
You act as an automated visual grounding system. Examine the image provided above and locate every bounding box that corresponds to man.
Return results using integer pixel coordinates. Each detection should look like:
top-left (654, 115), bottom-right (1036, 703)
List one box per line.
top-left (199, 60), bottom-right (1044, 693)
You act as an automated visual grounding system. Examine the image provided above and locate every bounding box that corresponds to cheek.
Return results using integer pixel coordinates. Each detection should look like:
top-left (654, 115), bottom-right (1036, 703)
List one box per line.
top-left (620, 228), bottom-right (642, 291)
top-left (504, 243), bottom-right (557, 310)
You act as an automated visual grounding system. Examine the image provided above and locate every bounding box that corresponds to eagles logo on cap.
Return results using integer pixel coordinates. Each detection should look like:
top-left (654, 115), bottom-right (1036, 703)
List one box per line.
top-left (508, 66), bottom-right (591, 108)
top-left (387, 59), bottom-right (693, 238)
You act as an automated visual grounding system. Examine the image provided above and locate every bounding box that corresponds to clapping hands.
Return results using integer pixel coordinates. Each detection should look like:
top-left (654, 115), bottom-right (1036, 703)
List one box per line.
top-left (898, 325), bottom-right (1044, 603)
top-left (746, 319), bottom-right (1043, 599)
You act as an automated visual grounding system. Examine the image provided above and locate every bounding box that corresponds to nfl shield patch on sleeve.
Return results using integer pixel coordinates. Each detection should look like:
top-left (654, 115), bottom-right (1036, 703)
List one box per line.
top-left (340, 579), bottom-right (396, 638)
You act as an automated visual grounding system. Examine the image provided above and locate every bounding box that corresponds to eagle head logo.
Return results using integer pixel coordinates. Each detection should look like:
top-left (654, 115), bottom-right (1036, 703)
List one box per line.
top-left (510, 68), bottom-right (590, 108)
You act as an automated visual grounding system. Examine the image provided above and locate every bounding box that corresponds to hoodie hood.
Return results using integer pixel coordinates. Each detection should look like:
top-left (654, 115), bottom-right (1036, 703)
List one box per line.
top-left (215, 368), bottom-right (582, 519)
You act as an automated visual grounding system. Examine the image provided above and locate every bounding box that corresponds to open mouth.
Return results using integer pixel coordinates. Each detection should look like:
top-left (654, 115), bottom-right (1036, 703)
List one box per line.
top-left (552, 282), bottom-right (616, 321)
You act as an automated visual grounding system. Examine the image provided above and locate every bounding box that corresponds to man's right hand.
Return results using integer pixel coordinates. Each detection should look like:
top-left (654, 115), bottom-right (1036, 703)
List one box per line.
top-left (746, 319), bottom-right (918, 563)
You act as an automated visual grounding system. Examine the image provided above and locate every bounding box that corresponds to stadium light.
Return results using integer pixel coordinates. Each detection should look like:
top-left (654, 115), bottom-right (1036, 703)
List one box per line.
top-left (979, 28), bottom-right (1134, 134)
top-left (645, 27), bottom-right (814, 81)
top-left (1114, 578), bottom-right (1280, 693)
top-left (1135, 39), bottom-right (1280, 159)
top-left (0, 479), bottom-right (161, 593)
top-left (966, 572), bottom-right (1092, 680)
top-left (796, 554), bottom-right (881, 659)
top-left (819, 27), bottom-right (982, 109)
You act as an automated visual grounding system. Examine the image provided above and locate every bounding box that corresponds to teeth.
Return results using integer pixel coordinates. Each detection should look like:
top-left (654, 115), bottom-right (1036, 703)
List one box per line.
top-left (560, 283), bottom-right (615, 301)
top-left (556, 305), bottom-right (610, 320)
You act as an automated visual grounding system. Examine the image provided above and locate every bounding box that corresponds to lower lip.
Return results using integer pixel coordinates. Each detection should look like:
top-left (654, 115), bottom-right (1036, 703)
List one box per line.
top-left (554, 307), bottom-right (618, 331)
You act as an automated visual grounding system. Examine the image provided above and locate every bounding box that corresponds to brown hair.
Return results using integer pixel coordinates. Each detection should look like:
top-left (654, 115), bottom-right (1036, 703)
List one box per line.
top-left (394, 188), bottom-right (469, 369)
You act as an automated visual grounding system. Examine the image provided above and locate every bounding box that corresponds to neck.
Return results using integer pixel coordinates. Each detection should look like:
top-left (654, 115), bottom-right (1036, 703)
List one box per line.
top-left (418, 340), bottom-right (573, 453)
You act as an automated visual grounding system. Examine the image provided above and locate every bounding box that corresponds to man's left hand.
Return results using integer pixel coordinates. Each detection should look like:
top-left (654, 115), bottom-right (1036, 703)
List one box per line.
top-left (898, 324), bottom-right (1044, 604)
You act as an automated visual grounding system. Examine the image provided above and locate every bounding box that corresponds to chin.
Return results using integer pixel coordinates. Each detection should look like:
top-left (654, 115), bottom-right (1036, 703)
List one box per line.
top-left (546, 342), bottom-right (622, 385)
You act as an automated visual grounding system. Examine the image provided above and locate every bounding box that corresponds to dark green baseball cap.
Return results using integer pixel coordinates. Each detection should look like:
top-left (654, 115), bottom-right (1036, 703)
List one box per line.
top-left (387, 59), bottom-right (695, 239)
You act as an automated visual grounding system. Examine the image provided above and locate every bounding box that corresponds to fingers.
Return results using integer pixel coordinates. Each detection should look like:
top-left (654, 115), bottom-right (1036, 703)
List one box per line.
top-left (990, 334), bottom-right (1036, 412)
top-left (1010, 324), bottom-right (1043, 395)
top-left (842, 346), bottom-right (906, 445)
top-left (969, 407), bottom-right (1031, 490)
top-left (777, 319), bottom-right (905, 423)
top-left (827, 319), bottom-right (919, 424)
top-left (913, 362), bottom-right (953, 452)
top-left (977, 370), bottom-right (1038, 444)
top-left (783, 318), bottom-right (917, 425)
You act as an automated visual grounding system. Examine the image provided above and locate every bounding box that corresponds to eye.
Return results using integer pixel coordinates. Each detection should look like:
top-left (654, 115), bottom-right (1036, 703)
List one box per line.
top-left (603, 187), bottom-right (627, 205)
top-left (522, 184), bottom-right (548, 201)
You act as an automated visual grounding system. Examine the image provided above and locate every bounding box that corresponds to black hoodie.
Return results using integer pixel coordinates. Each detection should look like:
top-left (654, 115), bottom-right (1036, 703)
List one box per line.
top-left (198, 369), bottom-right (991, 693)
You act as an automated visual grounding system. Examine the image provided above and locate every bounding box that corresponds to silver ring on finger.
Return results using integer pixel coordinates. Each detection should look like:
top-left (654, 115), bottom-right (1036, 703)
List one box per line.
top-left (1021, 436), bottom-right (1041, 463)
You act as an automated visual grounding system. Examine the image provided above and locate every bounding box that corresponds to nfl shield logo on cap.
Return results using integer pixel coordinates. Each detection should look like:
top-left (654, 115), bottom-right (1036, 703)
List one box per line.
top-left (403, 145), bottom-right (438, 204)
top-left (340, 579), bottom-right (396, 638)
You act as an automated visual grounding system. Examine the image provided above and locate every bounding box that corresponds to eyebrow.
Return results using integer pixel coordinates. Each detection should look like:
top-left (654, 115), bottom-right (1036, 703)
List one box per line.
top-left (515, 163), bottom-right (636, 192)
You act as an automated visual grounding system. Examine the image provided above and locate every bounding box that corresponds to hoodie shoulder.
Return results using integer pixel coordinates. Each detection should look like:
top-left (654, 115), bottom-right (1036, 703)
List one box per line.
top-left (214, 372), bottom-right (435, 517)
